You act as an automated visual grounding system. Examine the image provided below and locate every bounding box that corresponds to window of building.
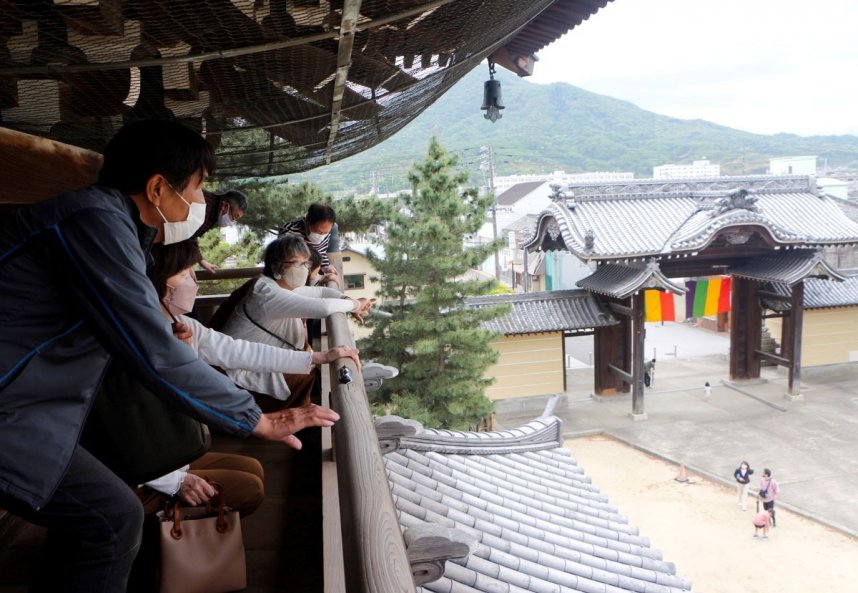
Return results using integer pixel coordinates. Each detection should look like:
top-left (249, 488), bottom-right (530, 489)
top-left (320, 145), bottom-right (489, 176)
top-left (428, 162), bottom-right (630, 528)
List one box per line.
top-left (342, 256), bottom-right (351, 262)
top-left (345, 274), bottom-right (365, 290)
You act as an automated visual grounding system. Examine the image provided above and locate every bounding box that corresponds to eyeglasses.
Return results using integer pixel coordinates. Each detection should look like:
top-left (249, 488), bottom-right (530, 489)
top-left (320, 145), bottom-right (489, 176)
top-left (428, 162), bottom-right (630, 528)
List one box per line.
top-left (280, 260), bottom-right (313, 270)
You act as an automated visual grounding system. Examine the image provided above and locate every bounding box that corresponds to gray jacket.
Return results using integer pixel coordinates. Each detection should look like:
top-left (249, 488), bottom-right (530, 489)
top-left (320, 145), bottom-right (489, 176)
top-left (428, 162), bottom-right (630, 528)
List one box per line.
top-left (0, 186), bottom-right (261, 510)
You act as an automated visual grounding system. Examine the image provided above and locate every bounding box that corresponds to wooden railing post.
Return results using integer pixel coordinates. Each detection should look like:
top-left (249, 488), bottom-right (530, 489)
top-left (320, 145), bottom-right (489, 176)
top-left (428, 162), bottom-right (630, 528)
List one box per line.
top-left (326, 310), bottom-right (416, 593)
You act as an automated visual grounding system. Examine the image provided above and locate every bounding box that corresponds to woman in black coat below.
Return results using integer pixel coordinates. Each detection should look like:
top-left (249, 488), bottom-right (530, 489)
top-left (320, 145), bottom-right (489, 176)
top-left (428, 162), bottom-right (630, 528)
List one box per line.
top-left (734, 460), bottom-right (754, 511)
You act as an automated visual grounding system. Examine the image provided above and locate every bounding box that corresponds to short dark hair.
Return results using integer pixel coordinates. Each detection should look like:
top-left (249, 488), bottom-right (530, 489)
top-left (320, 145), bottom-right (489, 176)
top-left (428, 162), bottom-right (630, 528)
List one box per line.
top-left (306, 203), bottom-right (336, 225)
top-left (220, 189), bottom-right (248, 212)
top-left (263, 233), bottom-right (311, 278)
top-left (763, 468), bottom-right (771, 477)
top-left (149, 240), bottom-right (203, 299)
top-left (99, 120), bottom-right (215, 194)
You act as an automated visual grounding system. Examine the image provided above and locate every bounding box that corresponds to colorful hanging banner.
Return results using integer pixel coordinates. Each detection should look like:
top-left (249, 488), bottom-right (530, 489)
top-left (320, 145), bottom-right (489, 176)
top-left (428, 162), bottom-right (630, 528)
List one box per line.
top-left (685, 277), bottom-right (731, 318)
top-left (644, 289), bottom-right (677, 322)
top-left (646, 277), bottom-right (731, 322)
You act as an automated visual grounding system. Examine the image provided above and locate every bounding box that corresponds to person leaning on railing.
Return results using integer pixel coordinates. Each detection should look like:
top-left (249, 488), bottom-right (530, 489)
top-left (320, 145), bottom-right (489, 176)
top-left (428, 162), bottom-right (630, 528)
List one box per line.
top-left (0, 119), bottom-right (341, 593)
top-left (218, 234), bottom-right (373, 410)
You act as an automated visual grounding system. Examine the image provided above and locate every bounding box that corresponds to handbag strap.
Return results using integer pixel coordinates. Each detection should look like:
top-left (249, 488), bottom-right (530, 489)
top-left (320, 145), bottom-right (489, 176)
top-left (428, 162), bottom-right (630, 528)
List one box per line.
top-left (242, 304), bottom-right (300, 351)
top-left (168, 481), bottom-right (227, 539)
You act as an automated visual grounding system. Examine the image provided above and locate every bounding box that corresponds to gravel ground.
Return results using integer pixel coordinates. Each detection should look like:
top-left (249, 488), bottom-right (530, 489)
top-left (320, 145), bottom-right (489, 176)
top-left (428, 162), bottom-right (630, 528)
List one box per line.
top-left (567, 435), bottom-right (858, 593)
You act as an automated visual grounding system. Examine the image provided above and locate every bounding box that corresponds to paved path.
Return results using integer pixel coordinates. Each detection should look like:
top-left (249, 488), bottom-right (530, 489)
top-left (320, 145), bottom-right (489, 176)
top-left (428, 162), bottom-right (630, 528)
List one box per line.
top-left (498, 324), bottom-right (858, 539)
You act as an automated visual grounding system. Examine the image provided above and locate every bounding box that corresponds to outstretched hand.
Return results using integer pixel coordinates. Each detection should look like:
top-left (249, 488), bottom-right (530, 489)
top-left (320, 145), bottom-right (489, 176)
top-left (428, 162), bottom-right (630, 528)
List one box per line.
top-left (350, 297), bottom-right (376, 323)
top-left (252, 404), bottom-right (340, 450)
top-left (311, 345), bottom-right (361, 369)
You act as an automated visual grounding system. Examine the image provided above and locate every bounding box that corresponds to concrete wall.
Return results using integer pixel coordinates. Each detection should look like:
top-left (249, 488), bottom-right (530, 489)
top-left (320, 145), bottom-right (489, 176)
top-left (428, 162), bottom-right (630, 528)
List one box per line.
top-left (340, 249), bottom-right (382, 301)
top-left (485, 332), bottom-right (565, 400)
top-left (766, 308), bottom-right (858, 366)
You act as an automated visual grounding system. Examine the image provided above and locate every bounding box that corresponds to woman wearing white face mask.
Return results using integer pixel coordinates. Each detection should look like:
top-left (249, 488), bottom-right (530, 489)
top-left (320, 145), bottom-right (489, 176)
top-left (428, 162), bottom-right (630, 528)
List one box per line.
top-left (278, 203), bottom-right (338, 281)
top-left (220, 234), bottom-right (372, 408)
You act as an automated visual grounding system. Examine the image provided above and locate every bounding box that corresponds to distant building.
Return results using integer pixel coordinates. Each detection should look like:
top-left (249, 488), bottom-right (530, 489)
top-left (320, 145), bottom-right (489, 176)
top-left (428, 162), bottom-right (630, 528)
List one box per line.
top-left (652, 159), bottom-right (720, 179)
top-left (769, 155), bottom-right (817, 176)
top-left (492, 170), bottom-right (633, 195)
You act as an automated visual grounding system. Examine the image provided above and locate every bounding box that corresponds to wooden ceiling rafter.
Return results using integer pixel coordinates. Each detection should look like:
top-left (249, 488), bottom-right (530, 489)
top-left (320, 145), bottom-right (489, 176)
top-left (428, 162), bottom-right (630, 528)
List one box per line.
top-left (325, 0), bottom-right (363, 164)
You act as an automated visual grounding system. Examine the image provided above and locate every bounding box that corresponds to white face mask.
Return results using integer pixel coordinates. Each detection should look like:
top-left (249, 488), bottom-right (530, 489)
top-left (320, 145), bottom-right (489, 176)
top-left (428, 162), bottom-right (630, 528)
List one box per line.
top-left (282, 266), bottom-right (309, 288)
top-left (156, 185), bottom-right (206, 244)
top-left (218, 211), bottom-right (236, 227)
top-left (307, 231), bottom-right (327, 244)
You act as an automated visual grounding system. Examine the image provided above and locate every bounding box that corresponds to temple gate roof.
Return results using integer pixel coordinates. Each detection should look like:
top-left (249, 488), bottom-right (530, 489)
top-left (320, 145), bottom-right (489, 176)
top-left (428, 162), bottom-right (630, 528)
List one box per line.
top-left (525, 176), bottom-right (858, 263)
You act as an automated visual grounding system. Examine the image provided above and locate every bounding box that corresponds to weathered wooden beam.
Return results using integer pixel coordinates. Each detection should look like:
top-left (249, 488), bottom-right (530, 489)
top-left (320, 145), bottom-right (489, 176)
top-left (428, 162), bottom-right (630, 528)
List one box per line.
top-left (0, 127), bottom-right (101, 205)
top-left (607, 301), bottom-right (633, 318)
top-left (754, 350), bottom-right (790, 367)
top-left (607, 363), bottom-right (632, 385)
top-left (631, 291), bottom-right (646, 417)
top-left (325, 0), bottom-right (362, 164)
top-left (757, 290), bottom-right (791, 301)
top-left (788, 282), bottom-right (804, 396)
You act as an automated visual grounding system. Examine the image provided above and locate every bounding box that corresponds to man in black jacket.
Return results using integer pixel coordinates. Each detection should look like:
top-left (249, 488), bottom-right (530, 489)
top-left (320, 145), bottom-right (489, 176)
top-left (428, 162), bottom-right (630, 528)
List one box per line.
top-left (0, 120), bottom-right (339, 593)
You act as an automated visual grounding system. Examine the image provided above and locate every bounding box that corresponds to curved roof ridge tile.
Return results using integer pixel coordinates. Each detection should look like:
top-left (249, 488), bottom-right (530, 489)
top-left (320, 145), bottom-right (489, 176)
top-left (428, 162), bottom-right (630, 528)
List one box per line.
top-left (399, 417), bottom-right (564, 454)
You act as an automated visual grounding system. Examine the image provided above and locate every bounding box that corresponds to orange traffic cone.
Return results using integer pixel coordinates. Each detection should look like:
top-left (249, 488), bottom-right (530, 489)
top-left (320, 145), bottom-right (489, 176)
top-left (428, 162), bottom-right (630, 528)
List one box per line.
top-left (675, 463), bottom-right (689, 483)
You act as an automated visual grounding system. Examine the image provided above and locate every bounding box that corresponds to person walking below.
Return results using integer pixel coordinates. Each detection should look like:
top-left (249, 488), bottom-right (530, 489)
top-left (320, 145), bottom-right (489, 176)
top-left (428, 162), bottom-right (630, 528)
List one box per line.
top-left (703, 381), bottom-right (712, 402)
top-left (644, 358), bottom-right (656, 388)
top-left (759, 468), bottom-right (780, 527)
top-left (734, 461), bottom-right (754, 511)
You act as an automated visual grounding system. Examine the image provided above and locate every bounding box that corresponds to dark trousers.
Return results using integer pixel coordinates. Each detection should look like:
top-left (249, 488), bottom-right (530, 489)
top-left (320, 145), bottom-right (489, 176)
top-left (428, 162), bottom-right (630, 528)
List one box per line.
top-left (763, 500), bottom-right (776, 525)
top-left (0, 446), bottom-right (144, 593)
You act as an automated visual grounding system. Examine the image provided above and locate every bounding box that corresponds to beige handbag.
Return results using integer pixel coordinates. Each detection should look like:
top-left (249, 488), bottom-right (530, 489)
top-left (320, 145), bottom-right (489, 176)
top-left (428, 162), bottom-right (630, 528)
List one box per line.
top-left (157, 483), bottom-right (247, 593)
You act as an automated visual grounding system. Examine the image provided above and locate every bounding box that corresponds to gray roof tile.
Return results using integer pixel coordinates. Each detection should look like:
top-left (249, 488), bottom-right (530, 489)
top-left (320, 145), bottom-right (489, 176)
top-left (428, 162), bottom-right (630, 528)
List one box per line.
top-left (382, 417), bottom-right (691, 593)
top-left (729, 253), bottom-right (846, 285)
top-left (525, 176), bottom-right (858, 261)
top-left (761, 273), bottom-right (858, 310)
top-left (576, 263), bottom-right (686, 299)
top-left (497, 182), bottom-right (547, 207)
top-left (464, 290), bottom-right (617, 335)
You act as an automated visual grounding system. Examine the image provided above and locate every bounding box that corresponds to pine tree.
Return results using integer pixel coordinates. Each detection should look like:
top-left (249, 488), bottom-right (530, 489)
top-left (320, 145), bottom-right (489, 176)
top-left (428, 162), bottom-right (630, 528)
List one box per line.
top-left (217, 179), bottom-right (394, 241)
top-left (359, 137), bottom-right (507, 429)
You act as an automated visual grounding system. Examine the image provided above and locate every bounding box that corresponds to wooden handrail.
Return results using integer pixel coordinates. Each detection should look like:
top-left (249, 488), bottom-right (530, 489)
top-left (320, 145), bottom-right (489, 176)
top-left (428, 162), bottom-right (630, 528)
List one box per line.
top-left (195, 266), bottom-right (262, 281)
top-left (325, 309), bottom-right (416, 593)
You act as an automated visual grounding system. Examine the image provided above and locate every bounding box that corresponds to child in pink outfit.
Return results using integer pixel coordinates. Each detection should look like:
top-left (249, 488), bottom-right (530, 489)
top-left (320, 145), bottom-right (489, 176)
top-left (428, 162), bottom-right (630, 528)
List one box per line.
top-left (753, 509), bottom-right (773, 538)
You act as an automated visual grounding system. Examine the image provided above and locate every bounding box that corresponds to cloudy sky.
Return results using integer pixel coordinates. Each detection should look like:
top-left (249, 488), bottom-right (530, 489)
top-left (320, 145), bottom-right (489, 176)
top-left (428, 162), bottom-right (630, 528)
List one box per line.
top-left (528, 0), bottom-right (858, 137)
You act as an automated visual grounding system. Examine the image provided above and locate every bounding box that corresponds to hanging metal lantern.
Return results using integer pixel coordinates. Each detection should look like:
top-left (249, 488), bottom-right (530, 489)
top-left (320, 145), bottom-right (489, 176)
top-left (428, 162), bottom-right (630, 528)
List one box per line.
top-left (481, 59), bottom-right (504, 123)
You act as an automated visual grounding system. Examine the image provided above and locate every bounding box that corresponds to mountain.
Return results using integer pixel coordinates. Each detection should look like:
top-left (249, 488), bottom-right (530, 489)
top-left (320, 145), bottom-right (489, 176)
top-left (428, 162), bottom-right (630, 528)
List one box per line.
top-left (291, 67), bottom-right (858, 194)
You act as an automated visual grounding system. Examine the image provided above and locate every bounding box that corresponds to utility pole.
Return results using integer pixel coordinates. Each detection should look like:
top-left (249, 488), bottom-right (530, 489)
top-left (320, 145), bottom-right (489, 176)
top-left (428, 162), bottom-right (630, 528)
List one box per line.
top-left (481, 145), bottom-right (500, 281)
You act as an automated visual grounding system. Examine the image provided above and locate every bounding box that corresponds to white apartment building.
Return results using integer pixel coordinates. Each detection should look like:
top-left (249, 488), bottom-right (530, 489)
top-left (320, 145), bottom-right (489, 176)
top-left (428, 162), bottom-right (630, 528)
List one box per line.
top-left (491, 170), bottom-right (633, 195)
top-left (769, 155), bottom-right (817, 176)
top-left (652, 159), bottom-right (720, 179)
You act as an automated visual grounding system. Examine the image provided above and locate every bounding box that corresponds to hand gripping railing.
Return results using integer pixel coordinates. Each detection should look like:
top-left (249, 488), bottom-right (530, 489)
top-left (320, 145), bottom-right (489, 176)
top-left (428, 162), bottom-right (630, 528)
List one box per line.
top-left (324, 308), bottom-right (415, 593)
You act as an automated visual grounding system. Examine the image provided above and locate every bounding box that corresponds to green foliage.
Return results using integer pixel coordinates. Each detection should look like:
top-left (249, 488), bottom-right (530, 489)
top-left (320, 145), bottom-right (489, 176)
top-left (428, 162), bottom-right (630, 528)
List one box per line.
top-left (358, 137), bottom-right (508, 429)
top-left (290, 67), bottom-right (858, 192)
top-left (211, 178), bottom-right (395, 240)
top-left (196, 231), bottom-right (262, 295)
